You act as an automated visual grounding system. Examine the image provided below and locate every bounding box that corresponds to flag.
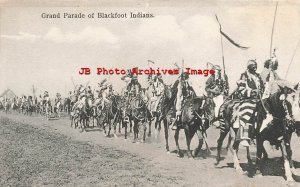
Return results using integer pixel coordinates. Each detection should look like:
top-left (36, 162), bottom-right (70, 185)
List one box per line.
top-left (148, 60), bottom-right (155, 64)
top-left (215, 15), bottom-right (249, 50)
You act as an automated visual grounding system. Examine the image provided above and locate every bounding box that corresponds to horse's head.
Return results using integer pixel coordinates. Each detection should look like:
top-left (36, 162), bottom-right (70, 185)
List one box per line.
top-left (277, 83), bottom-right (298, 101)
top-left (164, 85), bottom-right (173, 100)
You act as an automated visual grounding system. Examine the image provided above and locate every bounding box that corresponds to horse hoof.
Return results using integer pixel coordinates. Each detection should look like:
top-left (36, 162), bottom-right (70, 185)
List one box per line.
top-left (215, 160), bottom-right (220, 166)
top-left (166, 151), bottom-right (170, 154)
top-left (148, 133), bottom-right (151, 137)
top-left (114, 134), bottom-right (118, 138)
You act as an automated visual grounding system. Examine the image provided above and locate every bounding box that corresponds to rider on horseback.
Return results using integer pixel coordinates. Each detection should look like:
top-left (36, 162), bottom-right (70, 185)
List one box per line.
top-left (236, 60), bottom-right (264, 100)
top-left (148, 73), bottom-right (165, 119)
top-left (43, 91), bottom-right (52, 114)
top-left (54, 93), bottom-right (62, 114)
top-left (205, 64), bottom-right (229, 123)
top-left (127, 75), bottom-right (141, 97)
top-left (172, 72), bottom-right (196, 130)
top-left (55, 93), bottom-right (61, 104)
top-left (235, 59), bottom-right (264, 146)
top-left (100, 82), bottom-right (114, 110)
top-left (261, 49), bottom-right (281, 99)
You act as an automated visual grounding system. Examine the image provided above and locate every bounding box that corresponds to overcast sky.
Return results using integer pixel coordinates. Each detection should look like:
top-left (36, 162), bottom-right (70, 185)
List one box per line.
top-left (0, 0), bottom-right (299, 97)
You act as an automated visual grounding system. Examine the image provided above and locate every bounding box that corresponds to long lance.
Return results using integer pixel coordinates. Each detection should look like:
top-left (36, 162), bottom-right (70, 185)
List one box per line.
top-left (270, 2), bottom-right (278, 58)
top-left (285, 38), bottom-right (300, 79)
top-left (215, 15), bottom-right (226, 79)
top-left (32, 85), bottom-right (36, 99)
top-left (182, 59), bottom-right (184, 73)
top-left (71, 77), bottom-right (76, 89)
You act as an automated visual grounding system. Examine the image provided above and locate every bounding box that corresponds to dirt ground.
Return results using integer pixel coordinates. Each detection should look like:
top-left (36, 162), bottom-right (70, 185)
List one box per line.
top-left (1, 112), bottom-right (300, 187)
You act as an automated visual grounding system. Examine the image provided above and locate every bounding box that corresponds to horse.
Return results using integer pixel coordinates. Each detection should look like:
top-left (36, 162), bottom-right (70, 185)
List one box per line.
top-left (25, 97), bottom-right (33, 116)
top-left (70, 99), bottom-right (90, 132)
top-left (53, 100), bottom-right (63, 118)
top-left (97, 94), bottom-right (123, 137)
top-left (4, 99), bottom-right (11, 114)
top-left (215, 84), bottom-right (298, 180)
top-left (173, 93), bottom-right (214, 158)
top-left (215, 94), bottom-right (264, 173)
top-left (119, 91), bottom-right (134, 140)
top-left (255, 84), bottom-right (299, 182)
top-left (64, 97), bottom-right (72, 115)
top-left (116, 88), bottom-right (150, 142)
top-left (90, 104), bottom-right (99, 128)
top-left (145, 84), bottom-right (174, 152)
top-left (44, 99), bottom-right (52, 119)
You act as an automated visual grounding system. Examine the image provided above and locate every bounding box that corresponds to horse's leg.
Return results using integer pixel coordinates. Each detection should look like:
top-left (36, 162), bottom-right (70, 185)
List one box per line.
top-left (148, 120), bottom-right (152, 137)
top-left (113, 121), bottom-right (118, 138)
top-left (286, 134), bottom-right (297, 175)
top-left (226, 134), bottom-right (232, 150)
top-left (255, 134), bottom-right (264, 175)
top-left (246, 146), bottom-right (254, 175)
top-left (132, 120), bottom-right (138, 143)
top-left (118, 120), bottom-right (121, 133)
top-left (231, 138), bottom-right (243, 173)
top-left (113, 114), bottom-right (118, 138)
top-left (103, 122), bottom-right (107, 135)
top-left (193, 130), bottom-right (204, 158)
top-left (124, 121), bottom-right (128, 140)
top-left (81, 118), bottom-right (85, 132)
top-left (107, 119), bottom-right (112, 137)
top-left (174, 128), bottom-right (181, 157)
top-left (280, 141), bottom-right (294, 182)
top-left (163, 118), bottom-right (170, 152)
top-left (216, 129), bottom-right (229, 165)
top-left (142, 122), bottom-right (147, 142)
top-left (71, 116), bottom-right (73, 127)
top-left (130, 120), bottom-right (133, 133)
top-left (155, 118), bottom-right (162, 139)
top-left (184, 126), bottom-right (193, 158)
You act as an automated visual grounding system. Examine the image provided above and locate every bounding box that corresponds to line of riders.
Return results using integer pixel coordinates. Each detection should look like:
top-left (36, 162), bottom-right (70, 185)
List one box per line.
top-left (1, 51), bottom-right (300, 182)
top-left (0, 91), bottom-right (64, 117)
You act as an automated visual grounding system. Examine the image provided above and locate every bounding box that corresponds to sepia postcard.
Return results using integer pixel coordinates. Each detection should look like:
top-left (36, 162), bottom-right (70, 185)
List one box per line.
top-left (0, 0), bottom-right (300, 186)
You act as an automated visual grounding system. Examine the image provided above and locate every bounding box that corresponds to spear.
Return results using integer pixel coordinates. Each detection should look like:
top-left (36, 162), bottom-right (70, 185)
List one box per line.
top-left (270, 1), bottom-right (278, 58)
top-left (71, 77), bottom-right (76, 89)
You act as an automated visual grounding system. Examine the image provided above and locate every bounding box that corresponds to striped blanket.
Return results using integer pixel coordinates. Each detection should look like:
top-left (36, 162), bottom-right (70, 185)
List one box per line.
top-left (219, 98), bottom-right (259, 131)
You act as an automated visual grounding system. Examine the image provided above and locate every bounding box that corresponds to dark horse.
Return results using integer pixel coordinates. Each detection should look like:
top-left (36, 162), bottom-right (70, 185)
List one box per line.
top-left (130, 92), bottom-right (150, 143)
top-left (255, 84), bottom-right (298, 182)
top-left (216, 84), bottom-right (298, 181)
top-left (173, 94), bottom-right (214, 158)
top-left (102, 94), bottom-right (124, 137)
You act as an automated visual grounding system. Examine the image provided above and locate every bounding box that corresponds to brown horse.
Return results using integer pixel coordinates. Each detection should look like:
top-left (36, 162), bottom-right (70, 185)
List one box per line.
top-left (174, 94), bottom-right (214, 158)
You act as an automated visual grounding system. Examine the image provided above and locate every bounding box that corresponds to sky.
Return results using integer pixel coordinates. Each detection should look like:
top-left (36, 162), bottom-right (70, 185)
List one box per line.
top-left (0, 0), bottom-right (299, 97)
